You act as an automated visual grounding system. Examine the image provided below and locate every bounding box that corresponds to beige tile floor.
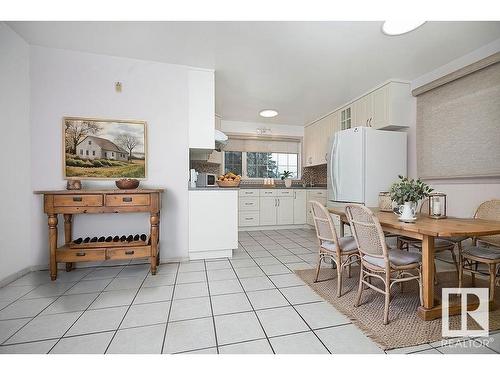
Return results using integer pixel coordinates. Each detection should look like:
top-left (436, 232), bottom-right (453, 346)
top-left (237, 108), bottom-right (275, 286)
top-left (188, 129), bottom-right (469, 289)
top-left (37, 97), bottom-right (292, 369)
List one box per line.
top-left (0, 228), bottom-right (498, 354)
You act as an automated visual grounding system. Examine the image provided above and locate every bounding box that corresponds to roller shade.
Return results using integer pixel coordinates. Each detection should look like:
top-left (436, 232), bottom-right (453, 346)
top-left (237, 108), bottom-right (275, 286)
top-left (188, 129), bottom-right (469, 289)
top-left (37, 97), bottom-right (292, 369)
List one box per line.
top-left (224, 136), bottom-right (301, 154)
top-left (416, 62), bottom-right (500, 179)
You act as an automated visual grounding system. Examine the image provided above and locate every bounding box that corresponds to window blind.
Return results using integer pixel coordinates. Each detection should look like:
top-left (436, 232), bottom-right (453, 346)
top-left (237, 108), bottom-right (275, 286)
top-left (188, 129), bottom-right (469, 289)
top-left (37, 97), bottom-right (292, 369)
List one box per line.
top-left (416, 62), bottom-right (500, 179)
top-left (224, 136), bottom-right (301, 154)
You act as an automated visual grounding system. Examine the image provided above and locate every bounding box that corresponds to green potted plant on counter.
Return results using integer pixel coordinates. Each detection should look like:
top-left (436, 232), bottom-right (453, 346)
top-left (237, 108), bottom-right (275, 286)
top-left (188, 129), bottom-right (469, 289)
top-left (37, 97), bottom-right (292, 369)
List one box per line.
top-left (281, 170), bottom-right (293, 188)
top-left (390, 175), bottom-right (433, 222)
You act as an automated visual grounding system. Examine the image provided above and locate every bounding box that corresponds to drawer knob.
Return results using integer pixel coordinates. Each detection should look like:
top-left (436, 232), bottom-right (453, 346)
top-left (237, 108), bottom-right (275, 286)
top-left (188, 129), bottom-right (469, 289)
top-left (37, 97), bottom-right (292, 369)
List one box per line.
top-left (125, 250), bottom-right (135, 255)
top-left (73, 197), bottom-right (82, 202)
top-left (122, 197), bottom-right (133, 202)
top-left (76, 252), bottom-right (86, 257)
top-left (245, 218), bottom-right (252, 220)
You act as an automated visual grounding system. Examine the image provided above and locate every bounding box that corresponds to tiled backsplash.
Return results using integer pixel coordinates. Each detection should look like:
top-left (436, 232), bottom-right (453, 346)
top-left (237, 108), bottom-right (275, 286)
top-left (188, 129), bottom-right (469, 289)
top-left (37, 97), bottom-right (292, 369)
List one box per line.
top-left (190, 160), bottom-right (327, 187)
top-left (190, 160), bottom-right (221, 175)
top-left (302, 164), bottom-right (327, 185)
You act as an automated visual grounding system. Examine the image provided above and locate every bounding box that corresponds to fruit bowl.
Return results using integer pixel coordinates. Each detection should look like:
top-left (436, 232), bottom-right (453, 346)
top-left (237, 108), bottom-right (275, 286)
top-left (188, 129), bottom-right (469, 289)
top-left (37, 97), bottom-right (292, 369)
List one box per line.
top-left (115, 179), bottom-right (140, 189)
top-left (216, 180), bottom-right (241, 187)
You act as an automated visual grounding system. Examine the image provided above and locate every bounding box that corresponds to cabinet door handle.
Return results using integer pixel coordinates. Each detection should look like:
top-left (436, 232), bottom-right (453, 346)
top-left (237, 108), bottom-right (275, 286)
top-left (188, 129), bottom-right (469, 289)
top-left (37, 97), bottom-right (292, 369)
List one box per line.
top-left (125, 250), bottom-right (135, 255)
top-left (244, 203), bottom-right (252, 206)
top-left (277, 198), bottom-right (280, 207)
top-left (122, 197), bottom-right (133, 202)
top-left (76, 252), bottom-right (86, 257)
top-left (72, 196), bottom-right (82, 202)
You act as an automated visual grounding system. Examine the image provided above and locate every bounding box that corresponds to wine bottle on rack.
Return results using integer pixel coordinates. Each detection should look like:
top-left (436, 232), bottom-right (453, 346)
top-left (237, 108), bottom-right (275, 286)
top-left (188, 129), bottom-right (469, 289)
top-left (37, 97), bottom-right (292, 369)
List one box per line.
top-left (105, 236), bottom-right (113, 242)
top-left (133, 234), bottom-right (140, 241)
top-left (83, 237), bottom-right (91, 243)
top-left (126, 235), bottom-right (134, 242)
top-left (98, 236), bottom-right (105, 242)
top-left (113, 236), bottom-right (120, 242)
top-left (120, 235), bottom-right (127, 242)
top-left (73, 238), bottom-right (83, 244)
top-left (140, 234), bottom-right (147, 242)
top-left (90, 237), bottom-right (98, 242)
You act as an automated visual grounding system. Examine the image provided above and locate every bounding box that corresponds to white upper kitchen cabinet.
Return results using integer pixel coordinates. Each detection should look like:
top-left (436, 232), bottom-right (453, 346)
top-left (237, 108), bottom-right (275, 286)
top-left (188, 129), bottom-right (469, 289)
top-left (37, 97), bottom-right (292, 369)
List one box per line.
top-left (352, 92), bottom-right (373, 128)
top-left (188, 69), bottom-right (215, 149)
top-left (304, 111), bottom-right (338, 166)
top-left (293, 190), bottom-right (307, 224)
top-left (371, 81), bottom-right (413, 130)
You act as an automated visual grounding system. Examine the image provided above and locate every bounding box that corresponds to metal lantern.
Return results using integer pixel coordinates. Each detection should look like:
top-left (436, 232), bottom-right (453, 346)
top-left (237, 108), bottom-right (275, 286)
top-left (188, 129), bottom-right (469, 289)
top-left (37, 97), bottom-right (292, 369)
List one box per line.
top-left (428, 192), bottom-right (447, 219)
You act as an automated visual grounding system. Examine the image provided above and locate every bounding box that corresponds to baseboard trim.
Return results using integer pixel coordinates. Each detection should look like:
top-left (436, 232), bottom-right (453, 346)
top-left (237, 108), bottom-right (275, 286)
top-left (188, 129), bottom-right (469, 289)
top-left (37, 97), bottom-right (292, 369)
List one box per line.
top-left (240, 224), bottom-right (310, 231)
top-left (0, 257), bottom-right (191, 287)
top-left (189, 249), bottom-right (233, 260)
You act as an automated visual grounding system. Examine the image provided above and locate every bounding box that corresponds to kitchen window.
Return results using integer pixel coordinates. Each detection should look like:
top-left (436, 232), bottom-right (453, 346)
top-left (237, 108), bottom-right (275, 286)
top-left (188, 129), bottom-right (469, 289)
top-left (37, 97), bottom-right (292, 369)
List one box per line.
top-left (224, 151), bottom-right (299, 179)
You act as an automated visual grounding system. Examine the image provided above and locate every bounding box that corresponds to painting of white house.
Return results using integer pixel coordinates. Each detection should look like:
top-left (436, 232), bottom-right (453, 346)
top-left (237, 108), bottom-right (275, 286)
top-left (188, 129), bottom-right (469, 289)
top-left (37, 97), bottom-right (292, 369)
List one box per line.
top-left (64, 117), bottom-right (147, 179)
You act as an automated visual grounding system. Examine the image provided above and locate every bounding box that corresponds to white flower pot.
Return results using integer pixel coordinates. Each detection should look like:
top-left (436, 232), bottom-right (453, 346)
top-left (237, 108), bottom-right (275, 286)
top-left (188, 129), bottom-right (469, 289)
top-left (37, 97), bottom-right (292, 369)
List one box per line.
top-left (284, 178), bottom-right (292, 188)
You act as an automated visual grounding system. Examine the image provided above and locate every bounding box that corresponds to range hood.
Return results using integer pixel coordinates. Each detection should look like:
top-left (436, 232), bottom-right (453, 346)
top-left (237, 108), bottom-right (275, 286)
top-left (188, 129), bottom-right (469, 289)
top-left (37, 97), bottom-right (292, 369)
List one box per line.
top-left (214, 129), bottom-right (228, 151)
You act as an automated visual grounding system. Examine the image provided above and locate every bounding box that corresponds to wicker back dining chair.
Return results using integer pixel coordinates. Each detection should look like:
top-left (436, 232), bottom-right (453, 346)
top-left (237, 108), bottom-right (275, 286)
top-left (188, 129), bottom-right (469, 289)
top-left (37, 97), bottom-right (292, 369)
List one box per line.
top-left (345, 204), bottom-right (422, 325)
top-left (310, 201), bottom-right (359, 297)
top-left (459, 200), bottom-right (500, 301)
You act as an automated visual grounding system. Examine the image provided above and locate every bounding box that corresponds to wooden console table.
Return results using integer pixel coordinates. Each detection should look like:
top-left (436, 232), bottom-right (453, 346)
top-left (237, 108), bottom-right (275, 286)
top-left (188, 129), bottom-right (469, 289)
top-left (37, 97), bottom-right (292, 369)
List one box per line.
top-left (35, 189), bottom-right (163, 280)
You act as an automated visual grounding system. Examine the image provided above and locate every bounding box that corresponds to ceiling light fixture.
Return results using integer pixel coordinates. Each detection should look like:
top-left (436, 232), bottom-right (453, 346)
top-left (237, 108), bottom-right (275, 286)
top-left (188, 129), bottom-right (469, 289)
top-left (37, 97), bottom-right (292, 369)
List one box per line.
top-left (382, 21), bottom-right (426, 36)
top-left (259, 109), bottom-right (278, 118)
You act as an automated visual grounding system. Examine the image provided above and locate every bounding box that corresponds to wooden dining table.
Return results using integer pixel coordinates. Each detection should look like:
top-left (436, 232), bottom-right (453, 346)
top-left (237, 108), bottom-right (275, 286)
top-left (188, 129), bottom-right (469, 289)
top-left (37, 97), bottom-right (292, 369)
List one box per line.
top-left (328, 206), bottom-right (500, 321)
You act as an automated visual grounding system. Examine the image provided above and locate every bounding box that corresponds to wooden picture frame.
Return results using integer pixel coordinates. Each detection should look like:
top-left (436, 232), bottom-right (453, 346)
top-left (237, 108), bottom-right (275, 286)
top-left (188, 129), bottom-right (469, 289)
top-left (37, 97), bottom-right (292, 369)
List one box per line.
top-left (63, 116), bottom-right (147, 180)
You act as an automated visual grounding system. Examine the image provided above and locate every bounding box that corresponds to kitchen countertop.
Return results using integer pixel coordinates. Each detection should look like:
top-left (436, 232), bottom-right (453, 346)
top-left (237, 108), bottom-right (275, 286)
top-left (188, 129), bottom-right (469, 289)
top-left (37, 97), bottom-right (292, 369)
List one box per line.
top-left (189, 185), bottom-right (327, 191)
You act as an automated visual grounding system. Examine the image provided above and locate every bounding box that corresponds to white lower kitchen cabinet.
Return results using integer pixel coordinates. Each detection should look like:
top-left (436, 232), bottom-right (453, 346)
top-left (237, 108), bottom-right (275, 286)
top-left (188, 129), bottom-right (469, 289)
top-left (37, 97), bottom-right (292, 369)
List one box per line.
top-left (189, 190), bottom-right (238, 259)
top-left (306, 189), bottom-right (328, 226)
top-left (277, 196), bottom-right (294, 225)
top-left (259, 196), bottom-right (278, 225)
top-left (238, 189), bottom-right (309, 229)
top-left (293, 190), bottom-right (307, 224)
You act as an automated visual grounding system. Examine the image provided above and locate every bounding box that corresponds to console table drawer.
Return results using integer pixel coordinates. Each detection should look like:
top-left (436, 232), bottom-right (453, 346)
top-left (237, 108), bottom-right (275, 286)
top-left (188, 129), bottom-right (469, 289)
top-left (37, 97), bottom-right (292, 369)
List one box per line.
top-left (107, 247), bottom-right (150, 260)
top-left (56, 248), bottom-right (106, 262)
top-left (106, 194), bottom-right (151, 207)
top-left (53, 194), bottom-right (103, 207)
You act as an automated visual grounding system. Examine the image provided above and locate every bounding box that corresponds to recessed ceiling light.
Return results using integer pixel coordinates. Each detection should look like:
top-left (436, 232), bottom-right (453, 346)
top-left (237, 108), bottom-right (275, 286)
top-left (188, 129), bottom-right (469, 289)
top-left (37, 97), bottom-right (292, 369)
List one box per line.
top-left (382, 21), bottom-right (426, 36)
top-left (259, 109), bottom-right (278, 118)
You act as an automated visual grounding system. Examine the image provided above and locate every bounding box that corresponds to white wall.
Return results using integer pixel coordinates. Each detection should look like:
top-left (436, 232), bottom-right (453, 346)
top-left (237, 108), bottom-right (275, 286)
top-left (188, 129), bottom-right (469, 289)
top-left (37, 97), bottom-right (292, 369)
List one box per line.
top-left (30, 46), bottom-right (191, 268)
top-left (221, 120), bottom-right (304, 137)
top-left (410, 42), bottom-right (500, 218)
top-left (0, 23), bottom-right (31, 282)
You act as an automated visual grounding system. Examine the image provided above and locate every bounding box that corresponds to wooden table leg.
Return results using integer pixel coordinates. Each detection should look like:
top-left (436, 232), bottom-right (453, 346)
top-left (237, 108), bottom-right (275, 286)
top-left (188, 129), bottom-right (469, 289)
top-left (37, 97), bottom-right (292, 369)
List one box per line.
top-left (150, 212), bottom-right (159, 275)
top-left (418, 235), bottom-right (435, 319)
top-left (63, 214), bottom-right (73, 272)
top-left (48, 214), bottom-right (58, 281)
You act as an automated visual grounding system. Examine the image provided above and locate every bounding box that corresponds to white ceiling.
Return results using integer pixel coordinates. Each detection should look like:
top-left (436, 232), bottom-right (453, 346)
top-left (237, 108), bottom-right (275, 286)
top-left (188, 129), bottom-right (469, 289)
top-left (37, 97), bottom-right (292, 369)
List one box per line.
top-left (8, 21), bottom-right (500, 125)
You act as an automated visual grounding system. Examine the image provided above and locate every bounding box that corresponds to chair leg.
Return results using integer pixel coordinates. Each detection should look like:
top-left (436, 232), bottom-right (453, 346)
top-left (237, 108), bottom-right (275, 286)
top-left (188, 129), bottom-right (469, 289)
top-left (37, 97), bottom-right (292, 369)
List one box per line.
top-left (458, 255), bottom-right (464, 288)
top-left (489, 263), bottom-right (496, 302)
top-left (337, 262), bottom-right (344, 298)
top-left (314, 254), bottom-right (323, 283)
top-left (418, 269), bottom-right (423, 305)
top-left (383, 272), bottom-right (391, 325)
top-left (449, 247), bottom-right (459, 277)
top-left (471, 262), bottom-right (477, 287)
top-left (354, 264), bottom-right (364, 307)
top-left (434, 262), bottom-right (438, 285)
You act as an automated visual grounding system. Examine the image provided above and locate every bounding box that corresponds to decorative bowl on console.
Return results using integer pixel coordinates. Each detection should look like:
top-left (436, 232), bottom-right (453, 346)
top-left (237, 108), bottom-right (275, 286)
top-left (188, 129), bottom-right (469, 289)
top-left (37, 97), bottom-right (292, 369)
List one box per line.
top-left (115, 178), bottom-right (140, 189)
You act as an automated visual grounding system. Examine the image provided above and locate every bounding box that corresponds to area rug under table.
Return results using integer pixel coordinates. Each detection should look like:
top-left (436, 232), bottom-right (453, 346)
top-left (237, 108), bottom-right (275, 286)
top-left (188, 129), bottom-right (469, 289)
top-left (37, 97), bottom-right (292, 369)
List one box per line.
top-left (295, 267), bottom-right (500, 350)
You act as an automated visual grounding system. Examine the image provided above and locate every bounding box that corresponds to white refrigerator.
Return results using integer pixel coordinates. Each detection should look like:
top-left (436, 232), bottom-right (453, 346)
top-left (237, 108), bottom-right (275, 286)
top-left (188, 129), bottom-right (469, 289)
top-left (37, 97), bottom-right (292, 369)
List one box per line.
top-left (327, 127), bottom-right (407, 208)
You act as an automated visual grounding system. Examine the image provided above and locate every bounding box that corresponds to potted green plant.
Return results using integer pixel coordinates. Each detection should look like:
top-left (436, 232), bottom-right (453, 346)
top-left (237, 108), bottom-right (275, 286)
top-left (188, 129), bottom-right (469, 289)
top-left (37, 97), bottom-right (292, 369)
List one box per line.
top-left (281, 170), bottom-right (293, 188)
top-left (390, 175), bottom-right (433, 222)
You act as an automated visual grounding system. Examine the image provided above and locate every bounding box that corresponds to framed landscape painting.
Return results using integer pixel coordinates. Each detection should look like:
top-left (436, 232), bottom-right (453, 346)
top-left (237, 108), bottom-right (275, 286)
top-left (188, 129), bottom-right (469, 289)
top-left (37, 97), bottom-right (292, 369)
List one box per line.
top-left (63, 117), bottom-right (147, 179)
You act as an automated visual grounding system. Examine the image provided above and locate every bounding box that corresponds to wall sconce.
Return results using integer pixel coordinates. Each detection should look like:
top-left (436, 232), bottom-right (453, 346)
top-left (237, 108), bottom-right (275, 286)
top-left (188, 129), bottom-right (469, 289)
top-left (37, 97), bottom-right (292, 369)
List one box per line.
top-left (115, 82), bottom-right (123, 93)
